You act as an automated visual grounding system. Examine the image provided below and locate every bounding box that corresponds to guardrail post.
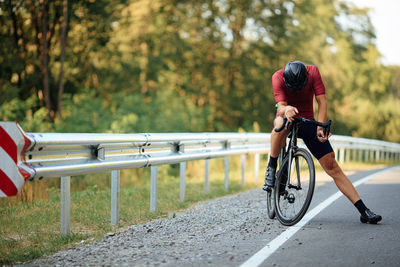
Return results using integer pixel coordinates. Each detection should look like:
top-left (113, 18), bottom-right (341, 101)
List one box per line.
top-left (339, 148), bottom-right (345, 164)
top-left (241, 155), bottom-right (245, 186)
top-left (224, 157), bottom-right (229, 190)
top-left (60, 176), bottom-right (71, 236)
top-left (365, 150), bottom-right (369, 162)
top-left (180, 162), bottom-right (186, 202)
top-left (254, 153), bottom-right (260, 184)
top-left (359, 150), bottom-right (363, 162)
top-left (111, 170), bottom-right (120, 225)
top-left (204, 159), bottom-right (209, 194)
top-left (150, 166), bottom-right (157, 212)
top-left (376, 150), bottom-right (379, 162)
top-left (345, 149), bottom-right (350, 162)
top-left (334, 148), bottom-right (339, 161)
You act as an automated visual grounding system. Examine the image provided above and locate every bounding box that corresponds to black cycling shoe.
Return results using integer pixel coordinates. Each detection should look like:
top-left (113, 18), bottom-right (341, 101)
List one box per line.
top-left (262, 167), bottom-right (276, 191)
top-left (360, 209), bottom-right (382, 224)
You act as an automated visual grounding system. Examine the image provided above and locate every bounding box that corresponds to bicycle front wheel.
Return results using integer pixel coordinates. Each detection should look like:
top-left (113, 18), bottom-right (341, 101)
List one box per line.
top-left (274, 148), bottom-right (315, 226)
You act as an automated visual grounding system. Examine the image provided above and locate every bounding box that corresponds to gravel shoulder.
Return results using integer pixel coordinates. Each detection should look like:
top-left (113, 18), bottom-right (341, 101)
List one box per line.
top-left (22, 188), bottom-right (288, 267)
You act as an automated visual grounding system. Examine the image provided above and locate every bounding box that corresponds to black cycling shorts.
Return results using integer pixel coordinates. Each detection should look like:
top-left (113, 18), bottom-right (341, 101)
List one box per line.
top-left (297, 122), bottom-right (333, 160)
top-left (273, 118), bottom-right (333, 160)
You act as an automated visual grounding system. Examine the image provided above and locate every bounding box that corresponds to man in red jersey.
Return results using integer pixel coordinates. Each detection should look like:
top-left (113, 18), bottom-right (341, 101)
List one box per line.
top-left (263, 61), bottom-right (382, 224)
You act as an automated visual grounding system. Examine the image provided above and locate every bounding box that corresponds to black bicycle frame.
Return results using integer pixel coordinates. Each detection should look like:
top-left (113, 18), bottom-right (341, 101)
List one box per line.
top-left (276, 116), bottom-right (331, 191)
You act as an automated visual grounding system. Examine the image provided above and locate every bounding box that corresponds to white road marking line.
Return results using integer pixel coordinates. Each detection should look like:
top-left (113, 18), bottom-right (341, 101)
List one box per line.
top-left (240, 166), bottom-right (399, 267)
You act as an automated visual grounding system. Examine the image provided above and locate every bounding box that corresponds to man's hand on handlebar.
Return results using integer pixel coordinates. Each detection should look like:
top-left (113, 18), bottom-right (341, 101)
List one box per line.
top-left (284, 106), bottom-right (299, 122)
top-left (317, 126), bottom-right (331, 143)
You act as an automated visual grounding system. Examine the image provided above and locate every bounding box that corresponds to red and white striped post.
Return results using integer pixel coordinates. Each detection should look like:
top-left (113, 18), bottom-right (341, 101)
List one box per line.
top-left (0, 122), bottom-right (35, 197)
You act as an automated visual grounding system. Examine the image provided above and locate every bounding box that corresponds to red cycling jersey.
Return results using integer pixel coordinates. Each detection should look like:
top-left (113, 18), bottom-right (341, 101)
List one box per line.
top-left (272, 65), bottom-right (326, 120)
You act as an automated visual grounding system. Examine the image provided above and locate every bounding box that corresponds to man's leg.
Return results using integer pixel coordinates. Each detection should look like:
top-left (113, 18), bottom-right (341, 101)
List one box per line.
top-left (319, 152), bottom-right (360, 203)
top-left (263, 117), bottom-right (288, 189)
top-left (319, 152), bottom-right (382, 224)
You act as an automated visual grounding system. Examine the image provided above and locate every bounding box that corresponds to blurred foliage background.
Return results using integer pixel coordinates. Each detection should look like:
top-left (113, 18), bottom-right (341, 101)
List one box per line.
top-left (1, 0), bottom-right (399, 142)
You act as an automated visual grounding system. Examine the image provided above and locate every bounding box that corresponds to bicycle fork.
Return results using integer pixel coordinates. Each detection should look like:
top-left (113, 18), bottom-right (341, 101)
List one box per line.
top-left (287, 125), bottom-right (301, 190)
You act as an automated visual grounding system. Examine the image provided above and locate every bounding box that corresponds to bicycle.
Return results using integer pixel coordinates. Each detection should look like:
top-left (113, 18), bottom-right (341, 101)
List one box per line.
top-left (266, 116), bottom-right (331, 226)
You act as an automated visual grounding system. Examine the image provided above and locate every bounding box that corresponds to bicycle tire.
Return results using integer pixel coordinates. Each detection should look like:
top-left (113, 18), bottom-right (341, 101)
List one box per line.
top-left (266, 187), bottom-right (276, 219)
top-left (274, 148), bottom-right (315, 226)
top-left (266, 147), bottom-right (285, 220)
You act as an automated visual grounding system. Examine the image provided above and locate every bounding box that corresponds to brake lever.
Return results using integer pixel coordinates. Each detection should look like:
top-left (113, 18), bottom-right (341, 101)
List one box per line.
top-left (285, 120), bottom-right (290, 131)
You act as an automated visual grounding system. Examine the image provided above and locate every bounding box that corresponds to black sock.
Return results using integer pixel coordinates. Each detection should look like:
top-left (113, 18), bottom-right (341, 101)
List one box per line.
top-left (268, 156), bottom-right (278, 169)
top-left (354, 199), bottom-right (368, 215)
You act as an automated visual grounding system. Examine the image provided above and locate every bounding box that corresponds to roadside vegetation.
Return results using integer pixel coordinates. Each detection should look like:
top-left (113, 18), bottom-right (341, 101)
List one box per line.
top-left (1, 0), bottom-right (399, 141)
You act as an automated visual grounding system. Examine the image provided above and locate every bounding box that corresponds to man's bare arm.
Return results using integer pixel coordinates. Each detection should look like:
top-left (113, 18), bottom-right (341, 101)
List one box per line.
top-left (315, 94), bottom-right (327, 123)
top-left (315, 94), bottom-right (330, 141)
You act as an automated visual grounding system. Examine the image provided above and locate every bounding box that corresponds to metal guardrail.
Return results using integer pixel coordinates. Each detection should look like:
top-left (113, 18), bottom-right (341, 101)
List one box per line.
top-left (1, 121), bottom-right (400, 235)
top-left (23, 132), bottom-right (269, 180)
top-left (329, 135), bottom-right (400, 163)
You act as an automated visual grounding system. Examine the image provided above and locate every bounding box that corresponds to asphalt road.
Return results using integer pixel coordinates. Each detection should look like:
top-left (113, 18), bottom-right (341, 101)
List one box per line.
top-left (242, 166), bottom-right (400, 267)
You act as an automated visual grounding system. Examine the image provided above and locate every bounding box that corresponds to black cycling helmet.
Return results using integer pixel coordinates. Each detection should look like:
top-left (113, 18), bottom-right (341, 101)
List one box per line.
top-left (283, 61), bottom-right (309, 91)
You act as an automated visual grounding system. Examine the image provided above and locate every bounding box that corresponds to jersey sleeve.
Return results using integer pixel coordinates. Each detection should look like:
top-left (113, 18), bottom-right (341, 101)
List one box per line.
top-left (311, 65), bottom-right (326, 96)
top-left (272, 71), bottom-right (287, 103)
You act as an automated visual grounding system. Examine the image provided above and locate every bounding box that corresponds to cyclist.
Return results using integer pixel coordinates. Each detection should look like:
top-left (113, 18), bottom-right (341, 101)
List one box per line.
top-left (263, 61), bottom-right (382, 224)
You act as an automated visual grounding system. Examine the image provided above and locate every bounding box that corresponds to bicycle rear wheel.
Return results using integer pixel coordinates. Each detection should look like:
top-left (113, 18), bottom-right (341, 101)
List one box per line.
top-left (274, 148), bottom-right (315, 226)
top-left (266, 187), bottom-right (275, 219)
